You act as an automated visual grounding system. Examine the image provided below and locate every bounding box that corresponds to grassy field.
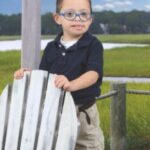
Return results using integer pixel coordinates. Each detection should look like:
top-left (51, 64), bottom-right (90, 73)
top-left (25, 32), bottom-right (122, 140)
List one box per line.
top-left (0, 35), bottom-right (21, 41)
top-left (0, 46), bottom-right (150, 91)
top-left (98, 82), bottom-right (150, 150)
top-left (0, 45), bottom-right (150, 149)
top-left (0, 35), bottom-right (55, 41)
top-left (104, 46), bottom-right (150, 77)
top-left (97, 34), bottom-right (150, 44)
top-left (1, 34), bottom-right (150, 44)
top-left (0, 51), bottom-right (20, 92)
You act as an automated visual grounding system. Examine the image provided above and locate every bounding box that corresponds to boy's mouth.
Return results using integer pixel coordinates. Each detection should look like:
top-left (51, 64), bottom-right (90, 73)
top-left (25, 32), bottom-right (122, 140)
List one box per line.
top-left (71, 25), bottom-right (84, 30)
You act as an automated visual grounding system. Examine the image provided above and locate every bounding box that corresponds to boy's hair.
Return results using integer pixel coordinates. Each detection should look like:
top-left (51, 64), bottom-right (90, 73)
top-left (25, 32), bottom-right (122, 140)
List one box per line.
top-left (56, 0), bottom-right (92, 13)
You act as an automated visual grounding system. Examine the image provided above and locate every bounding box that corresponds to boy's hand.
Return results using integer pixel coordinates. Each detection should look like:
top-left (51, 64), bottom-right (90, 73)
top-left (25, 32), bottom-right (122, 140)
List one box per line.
top-left (55, 71), bottom-right (99, 92)
top-left (14, 68), bottom-right (31, 79)
top-left (54, 75), bottom-right (72, 91)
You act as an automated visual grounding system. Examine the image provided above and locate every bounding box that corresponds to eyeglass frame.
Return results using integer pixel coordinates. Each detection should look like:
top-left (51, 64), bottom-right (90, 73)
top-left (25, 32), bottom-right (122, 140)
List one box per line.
top-left (59, 10), bottom-right (93, 22)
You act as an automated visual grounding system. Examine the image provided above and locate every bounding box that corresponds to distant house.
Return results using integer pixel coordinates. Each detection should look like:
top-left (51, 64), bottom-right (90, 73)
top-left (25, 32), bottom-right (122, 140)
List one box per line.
top-left (146, 26), bottom-right (150, 33)
top-left (99, 23), bottom-right (109, 34)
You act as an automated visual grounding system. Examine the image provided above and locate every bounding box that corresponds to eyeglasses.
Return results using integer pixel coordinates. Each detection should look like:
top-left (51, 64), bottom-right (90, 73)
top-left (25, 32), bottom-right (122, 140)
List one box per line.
top-left (59, 10), bottom-right (93, 22)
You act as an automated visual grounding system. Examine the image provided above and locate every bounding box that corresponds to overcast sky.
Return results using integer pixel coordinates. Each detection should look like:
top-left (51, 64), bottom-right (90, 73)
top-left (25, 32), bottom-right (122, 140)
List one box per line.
top-left (0, 0), bottom-right (150, 14)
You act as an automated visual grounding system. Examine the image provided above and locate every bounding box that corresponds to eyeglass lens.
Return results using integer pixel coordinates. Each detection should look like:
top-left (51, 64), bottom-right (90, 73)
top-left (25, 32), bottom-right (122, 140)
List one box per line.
top-left (60, 10), bottom-right (92, 21)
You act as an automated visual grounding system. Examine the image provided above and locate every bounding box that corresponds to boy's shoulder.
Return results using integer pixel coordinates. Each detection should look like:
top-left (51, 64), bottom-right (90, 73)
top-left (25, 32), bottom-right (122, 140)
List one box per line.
top-left (78, 32), bottom-right (103, 48)
top-left (88, 32), bottom-right (102, 44)
top-left (44, 39), bottom-right (57, 50)
top-left (45, 33), bottom-right (64, 48)
top-left (46, 39), bottom-right (56, 47)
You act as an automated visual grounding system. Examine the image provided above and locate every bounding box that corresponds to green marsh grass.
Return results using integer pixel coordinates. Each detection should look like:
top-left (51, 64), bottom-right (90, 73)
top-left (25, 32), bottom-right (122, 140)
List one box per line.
top-left (97, 34), bottom-right (150, 44)
top-left (0, 46), bottom-right (150, 149)
top-left (0, 51), bottom-right (20, 92)
top-left (1, 34), bottom-right (150, 44)
top-left (104, 46), bottom-right (150, 77)
top-left (1, 46), bottom-right (150, 91)
top-left (0, 36), bottom-right (21, 41)
top-left (97, 82), bottom-right (150, 150)
top-left (0, 35), bottom-right (55, 41)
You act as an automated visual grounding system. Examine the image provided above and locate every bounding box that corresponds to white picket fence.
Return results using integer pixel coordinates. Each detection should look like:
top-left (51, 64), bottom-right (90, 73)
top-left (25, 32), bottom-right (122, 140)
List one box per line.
top-left (0, 70), bottom-right (78, 150)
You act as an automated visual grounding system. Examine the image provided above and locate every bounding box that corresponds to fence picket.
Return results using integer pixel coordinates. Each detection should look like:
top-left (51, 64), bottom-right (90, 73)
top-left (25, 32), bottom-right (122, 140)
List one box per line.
top-left (5, 75), bottom-right (28, 150)
top-left (55, 92), bottom-right (78, 150)
top-left (20, 70), bottom-right (48, 150)
top-left (0, 85), bottom-right (11, 150)
top-left (37, 74), bottom-right (61, 150)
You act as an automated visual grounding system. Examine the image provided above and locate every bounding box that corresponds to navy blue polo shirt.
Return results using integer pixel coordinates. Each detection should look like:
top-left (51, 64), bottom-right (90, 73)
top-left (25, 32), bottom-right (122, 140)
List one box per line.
top-left (39, 32), bottom-right (103, 105)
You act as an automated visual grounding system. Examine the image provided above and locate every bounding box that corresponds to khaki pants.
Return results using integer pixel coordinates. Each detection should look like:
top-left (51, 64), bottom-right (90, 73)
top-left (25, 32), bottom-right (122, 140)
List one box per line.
top-left (75, 104), bottom-right (104, 150)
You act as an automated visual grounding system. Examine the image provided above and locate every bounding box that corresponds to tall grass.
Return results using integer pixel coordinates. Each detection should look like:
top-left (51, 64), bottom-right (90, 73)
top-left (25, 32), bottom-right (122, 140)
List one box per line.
top-left (0, 36), bottom-right (21, 41)
top-left (97, 34), bottom-right (150, 44)
top-left (1, 46), bottom-right (150, 91)
top-left (0, 47), bottom-right (150, 149)
top-left (97, 82), bottom-right (150, 150)
top-left (0, 35), bottom-right (55, 41)
top-left (0, 51), bottom-right (20, 92)
top-left (104, 46), bottom-right (150, 77)
top-left (1, 34), bottom-right (150, 44)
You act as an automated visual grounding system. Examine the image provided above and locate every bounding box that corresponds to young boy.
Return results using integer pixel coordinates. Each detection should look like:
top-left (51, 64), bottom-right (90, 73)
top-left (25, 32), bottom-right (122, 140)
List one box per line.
top-left (14, 0), bottom-right (104, 149)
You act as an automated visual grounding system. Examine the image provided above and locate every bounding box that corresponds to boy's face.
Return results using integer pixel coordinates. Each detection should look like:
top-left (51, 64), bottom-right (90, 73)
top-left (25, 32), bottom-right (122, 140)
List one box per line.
top-left (54, 0), bottom-right (93, 39)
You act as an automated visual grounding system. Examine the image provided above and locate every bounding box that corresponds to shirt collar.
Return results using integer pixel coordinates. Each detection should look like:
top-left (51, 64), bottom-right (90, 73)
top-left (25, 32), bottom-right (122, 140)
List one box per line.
top-left (54, 31), bottom-right (94, 50)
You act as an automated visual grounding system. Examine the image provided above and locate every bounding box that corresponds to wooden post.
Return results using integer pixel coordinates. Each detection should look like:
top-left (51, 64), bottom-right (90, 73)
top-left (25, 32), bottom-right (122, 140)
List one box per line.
top-left (22, 0), bottom-right (41, 69)
top-left (110, 82), bottom-right (126, 150)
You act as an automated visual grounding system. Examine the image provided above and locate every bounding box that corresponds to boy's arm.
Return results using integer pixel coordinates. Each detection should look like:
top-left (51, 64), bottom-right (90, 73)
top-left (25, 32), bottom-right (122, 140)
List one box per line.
top-left (70, 71), bottom-right (99, 91)
top-left (55, 71), bottom-right (99, 92)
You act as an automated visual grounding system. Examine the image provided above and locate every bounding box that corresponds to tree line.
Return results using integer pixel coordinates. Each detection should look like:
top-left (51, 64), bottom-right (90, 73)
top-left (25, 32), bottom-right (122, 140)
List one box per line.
top-left (0, 10), bottom-right (150, 35)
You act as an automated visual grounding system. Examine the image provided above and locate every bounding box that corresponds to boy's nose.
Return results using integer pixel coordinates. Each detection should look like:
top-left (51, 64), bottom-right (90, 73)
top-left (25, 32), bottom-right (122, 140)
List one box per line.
top-left (74, 14), bottom-right (81, 21)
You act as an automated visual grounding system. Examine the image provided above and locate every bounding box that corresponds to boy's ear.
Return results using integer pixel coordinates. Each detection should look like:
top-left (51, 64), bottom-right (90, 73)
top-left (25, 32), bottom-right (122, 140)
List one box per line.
top-left (90, 15), bottom-right (94, 24)
top-left (90, 18), bottom-right (93, 25)
top-left (52, 13), bottom-right (61, 25)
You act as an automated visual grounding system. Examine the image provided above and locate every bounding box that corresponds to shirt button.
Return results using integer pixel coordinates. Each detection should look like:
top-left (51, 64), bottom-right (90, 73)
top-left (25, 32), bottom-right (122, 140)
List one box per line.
top-left (59, 44), bottom-right (62, 48)
top-left (62, 52), bottom-right (66, 56)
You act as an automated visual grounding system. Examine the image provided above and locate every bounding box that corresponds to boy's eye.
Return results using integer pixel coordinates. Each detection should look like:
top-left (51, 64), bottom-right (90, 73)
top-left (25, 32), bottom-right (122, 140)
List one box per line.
top-left (65, 11), bottom-right (75, 18)
top-left (80, 12), bottom-right (89, 18)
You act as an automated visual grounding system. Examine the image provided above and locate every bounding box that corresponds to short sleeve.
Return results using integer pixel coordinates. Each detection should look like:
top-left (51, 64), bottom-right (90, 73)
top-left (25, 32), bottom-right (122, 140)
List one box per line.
top-left (39, 43), bottom-right (50, 70)
top-left (86, 39), bottom-right (103, 77)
